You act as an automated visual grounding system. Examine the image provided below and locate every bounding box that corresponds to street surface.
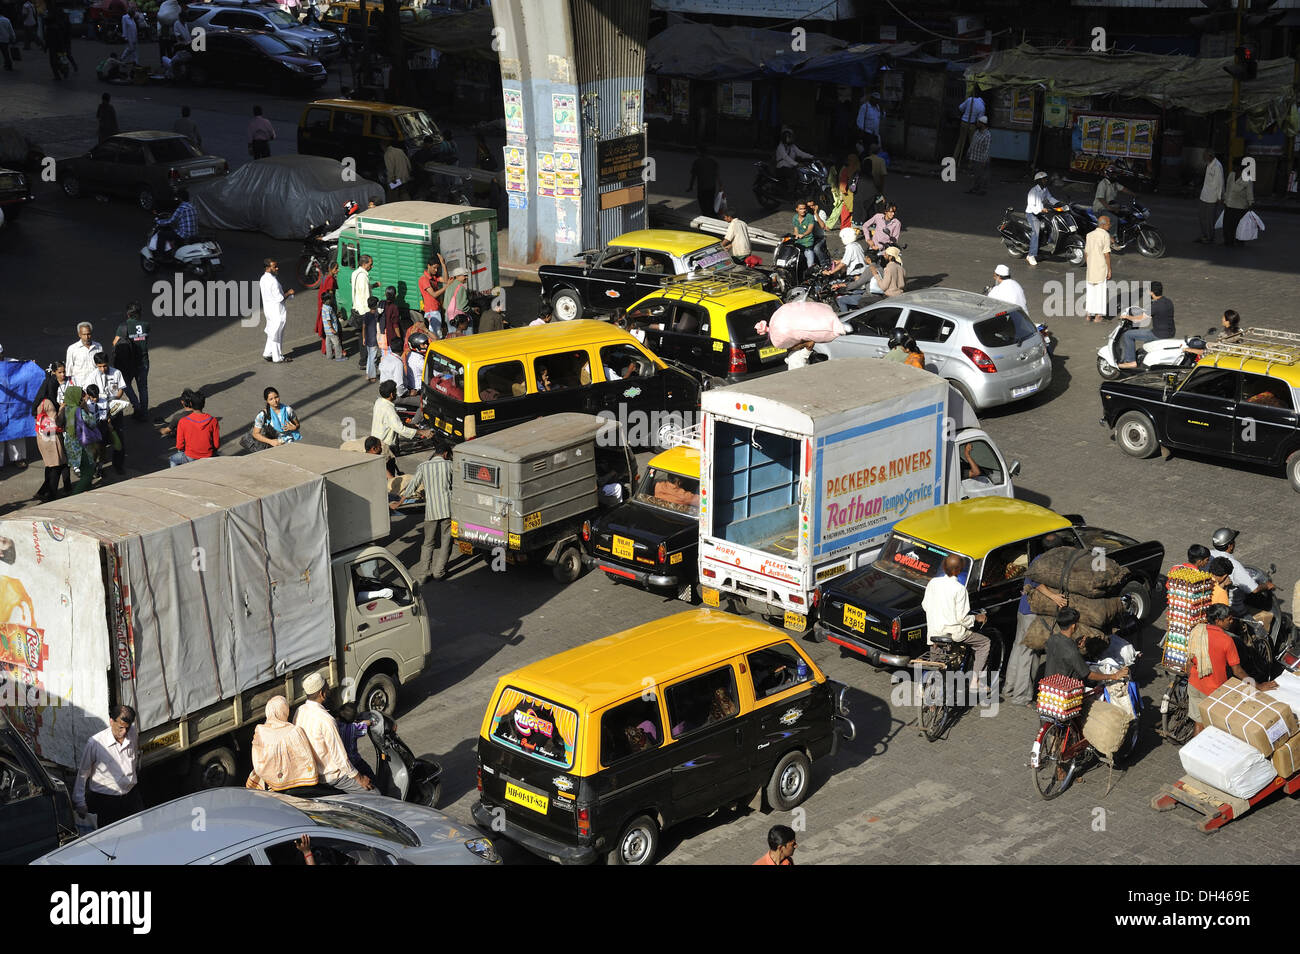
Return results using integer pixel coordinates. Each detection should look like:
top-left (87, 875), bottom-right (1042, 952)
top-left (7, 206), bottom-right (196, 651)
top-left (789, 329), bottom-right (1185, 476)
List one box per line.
top-left (3, 37), bottom-right (1300, 864)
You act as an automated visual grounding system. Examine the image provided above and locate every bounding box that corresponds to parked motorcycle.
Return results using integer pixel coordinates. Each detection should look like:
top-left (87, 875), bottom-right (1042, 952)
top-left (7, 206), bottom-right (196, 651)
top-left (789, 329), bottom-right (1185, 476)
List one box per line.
top-left (752, 157), bottom-right (832, 213)
top-left (1071, 200), bottom-right (1166, 259)
top-left (139, 220), bottom-right (223, 278)
top-left (297, 222), bottom-right (337, 289)
top-left (360, 709), bottom-right (442, 807)
top-left (997, 205), bottom-right (1086, 265)
top-left (1037, 323), bottom-right (1058, 359)
top-left (1096, 320), bottom-right (1211, 381)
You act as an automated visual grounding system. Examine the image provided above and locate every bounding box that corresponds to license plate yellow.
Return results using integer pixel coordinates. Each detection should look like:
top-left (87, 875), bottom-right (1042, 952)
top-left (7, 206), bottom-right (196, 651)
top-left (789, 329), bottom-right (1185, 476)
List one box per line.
top-left (784, 610), bottom-right (807, 631)
top-left (612, 535), bottom-right (634, 560)
top-left (759, 346), bottom-right (787, 360)
top-left (843, 604), bottom-right (866, 633)
top-left (702, 587), bottom-right (720, 607)
top-left (505, 782), bottom-right (549, 815)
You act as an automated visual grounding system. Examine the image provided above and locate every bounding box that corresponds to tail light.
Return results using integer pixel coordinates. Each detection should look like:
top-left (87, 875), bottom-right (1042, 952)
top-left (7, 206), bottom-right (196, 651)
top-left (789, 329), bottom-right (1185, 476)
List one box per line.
top-left (962, 346), bottom-right (997, 373)
top-left (727, 346), bottom-right (748, 375)
top-left (891, 618), bottom-right (900, 641)
top-left (657, 543), bottom-right (667, 564)
top-left (577, 807), bottom-right (591, 837)
top-left (581, 520), bottom-right (591, 543)
top-left (476, 765), bottom-right (482, 792)
top-left (790, 593), bottom-right (804, 605)
top-left (169, 168), bottom-right (181, 181)
top-left (702, 567), bottom-right (717, 579)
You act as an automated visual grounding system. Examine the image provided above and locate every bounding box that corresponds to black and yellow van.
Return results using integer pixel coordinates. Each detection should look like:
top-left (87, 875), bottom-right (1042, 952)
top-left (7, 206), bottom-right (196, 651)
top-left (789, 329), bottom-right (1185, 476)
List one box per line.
top-left (297, 98), bottom-right (445, 186)
top-left (471, 609), bottom-right (854, 865)
top-left (421, 319), bottom-right (708, 451)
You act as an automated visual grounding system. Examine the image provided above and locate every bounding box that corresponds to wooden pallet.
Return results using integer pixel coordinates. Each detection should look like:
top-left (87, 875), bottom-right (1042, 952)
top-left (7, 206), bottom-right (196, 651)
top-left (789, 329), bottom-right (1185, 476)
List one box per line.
top-left (1150, 772), bottom-right (1300, 832)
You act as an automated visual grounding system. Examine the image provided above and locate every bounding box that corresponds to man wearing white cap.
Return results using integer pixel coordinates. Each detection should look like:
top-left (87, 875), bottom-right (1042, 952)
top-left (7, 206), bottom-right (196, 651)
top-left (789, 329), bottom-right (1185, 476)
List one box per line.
top-left (295, 671), bottom-right (374, 793)
top-left (987, 264), bottom-right (1027, 312)
top-left (1024, 171), bottom-right (1060, 266)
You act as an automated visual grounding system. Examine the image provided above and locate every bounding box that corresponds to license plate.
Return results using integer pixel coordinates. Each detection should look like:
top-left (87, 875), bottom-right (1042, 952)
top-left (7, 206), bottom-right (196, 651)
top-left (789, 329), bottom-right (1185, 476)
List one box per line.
top-left (784, 610), bottom-right (807, 631)
top-left (1011, 383), bottom-right (1039, 398)
top-left (612, 535), bottom-right (634, 560)
top-left (842, 604), bottom-right (866, 633)
top-left (702, 587), bottom-right (720, 607)
top-left (189, 167), bottom-right (215, 177)
top-left (458, 541), bottom-right (474, 554)
top-left (210, 258), bottom-right (220, 266)
top-left (759, 346), bottom-right (786, 360)
top-left (505, 782), bottom-right (548, 815)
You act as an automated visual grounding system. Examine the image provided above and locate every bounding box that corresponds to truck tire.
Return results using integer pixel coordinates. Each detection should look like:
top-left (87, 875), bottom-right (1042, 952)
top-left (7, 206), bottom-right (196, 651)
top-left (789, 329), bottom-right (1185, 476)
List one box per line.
top-left (607, 814), bottom-right (659, 866)
top-left (552, 545), bottom-right (584, 584)
top-left (189, 744), bottom-right (238, 790)
top-left (764, 750), bottom-right (812, 812)
top-left (1115, 411), bottom-right (1159, 459)
top-left (357, 672), bottom-right (399, 716)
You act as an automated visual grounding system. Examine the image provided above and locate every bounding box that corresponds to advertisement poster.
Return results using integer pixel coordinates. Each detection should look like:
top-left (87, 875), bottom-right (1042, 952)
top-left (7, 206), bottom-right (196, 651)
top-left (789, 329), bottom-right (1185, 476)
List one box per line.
top-left (552, 92), bottom-right (578, 146)
top-left (620, 89), bottom-right (641, 128)
top-left (504, 145), bottom-right (528, 194)
top-left (489, 688), bottom-right (577, 770)
top-left (1010, 89), bottom-right (1035, 127)
top-left (1103, 118), bottom-right (1129, 157)
top-left (1079, 115), bottom-right (1103, 154)
top-left (730, 80), bottom-right (752, 117)
top-left (557, 171), bottom-right (581, 198)
top-left (1127, 119), bottom-right (1153, 158)
top-left (1043, 95), bottom-right (1069, 129)
top-left (536, 152), bottom-right (555, 197)
top-left (672, 77), bottom-right (690, 117)
top-left (502, 88), bottom-right (525, 137)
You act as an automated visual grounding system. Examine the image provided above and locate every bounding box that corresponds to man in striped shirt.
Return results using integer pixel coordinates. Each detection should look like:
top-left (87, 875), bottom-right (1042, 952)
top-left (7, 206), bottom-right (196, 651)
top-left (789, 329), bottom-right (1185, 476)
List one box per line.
top-left (965, 116), bottom-right (991, 195)
top-left (404, 441), bottom-right (454, 582)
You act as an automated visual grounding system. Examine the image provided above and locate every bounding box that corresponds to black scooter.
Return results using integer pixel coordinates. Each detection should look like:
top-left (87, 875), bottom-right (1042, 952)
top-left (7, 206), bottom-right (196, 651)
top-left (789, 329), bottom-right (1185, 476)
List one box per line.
top-left (360, 710), bottom-right (442, 807)
top-left (997, 205), bottom-right (1086, 265)
top-left (297, 221), bottom-right (337, 289)
top-left (752, 157), bottom-right (832, 213)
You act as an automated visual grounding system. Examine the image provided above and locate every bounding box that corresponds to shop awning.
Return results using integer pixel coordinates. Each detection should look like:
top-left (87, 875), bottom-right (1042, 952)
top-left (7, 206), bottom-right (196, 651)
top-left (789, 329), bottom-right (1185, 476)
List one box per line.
top-left (399, 6), bottom-right (497, 59)
top-left (966, 44), bottom-right (1296, 124)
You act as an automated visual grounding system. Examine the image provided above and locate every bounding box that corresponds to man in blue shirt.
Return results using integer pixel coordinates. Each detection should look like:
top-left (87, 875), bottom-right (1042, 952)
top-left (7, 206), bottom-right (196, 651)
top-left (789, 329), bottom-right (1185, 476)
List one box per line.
top-left (154, 188), bottom-right (198, 256)
top-left (1004, 533), bottom-right (1069, 705)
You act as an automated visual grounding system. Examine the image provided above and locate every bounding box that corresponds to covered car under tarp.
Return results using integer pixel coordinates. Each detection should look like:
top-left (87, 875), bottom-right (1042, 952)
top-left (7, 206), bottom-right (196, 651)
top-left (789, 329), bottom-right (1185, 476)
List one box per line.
top-left (966, 44), bottom-right (1297, 125)
top-left (192, 155), bottom-right (383, 241)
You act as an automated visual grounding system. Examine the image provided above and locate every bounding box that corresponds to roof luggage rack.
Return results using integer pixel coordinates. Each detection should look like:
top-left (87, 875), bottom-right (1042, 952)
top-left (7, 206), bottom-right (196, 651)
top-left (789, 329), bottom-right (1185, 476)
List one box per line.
top-left (660, 422), bottom-right (702, 449)
top-left (662, 271), bottom-right (768, 301)
top-left (1205, 328), bottom-right (1300, 371)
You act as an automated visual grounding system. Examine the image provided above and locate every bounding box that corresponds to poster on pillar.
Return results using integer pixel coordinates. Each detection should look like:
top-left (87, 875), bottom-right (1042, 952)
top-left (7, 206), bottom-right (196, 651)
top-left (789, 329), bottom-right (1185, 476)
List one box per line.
top-left (503, 89), bottom-right (525, 137)
top-left (537, 152), bottom-right (556, 198)
top-left (555, 148), bottom-right (581, 198)
top-left (621, 90), bottom-right (642, 131)
top-left (672, 78), bottom-right (690, 119)
top-left (555, 200), bottom-right (578, 247)
top-left (552, 93), bottom-right (579, 148)
top-left (504, 145), bottom-right (529, 195)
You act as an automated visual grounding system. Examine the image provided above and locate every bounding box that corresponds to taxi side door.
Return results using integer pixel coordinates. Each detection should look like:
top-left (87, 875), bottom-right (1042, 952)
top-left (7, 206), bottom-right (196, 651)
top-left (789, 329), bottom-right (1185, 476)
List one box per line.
top-left (1233, 372), bottom-right (1299, 464)
top-left (742, 642), bottom-right (832, 797)
top-left (1164, 366), bottom-right (1238, 455)
top-left (660, 664), bottom-right (749, 822)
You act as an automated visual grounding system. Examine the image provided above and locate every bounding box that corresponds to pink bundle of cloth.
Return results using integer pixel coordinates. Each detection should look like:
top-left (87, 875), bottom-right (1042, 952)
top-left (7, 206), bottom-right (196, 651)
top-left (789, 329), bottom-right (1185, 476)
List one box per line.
top-left (758, 301), bottom-right (851, 349)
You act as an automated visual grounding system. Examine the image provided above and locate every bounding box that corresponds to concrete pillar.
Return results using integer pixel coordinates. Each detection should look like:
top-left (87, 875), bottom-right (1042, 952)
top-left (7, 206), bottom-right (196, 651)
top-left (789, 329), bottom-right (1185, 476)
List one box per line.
top-left (491, 0), bottom-right (648, 267)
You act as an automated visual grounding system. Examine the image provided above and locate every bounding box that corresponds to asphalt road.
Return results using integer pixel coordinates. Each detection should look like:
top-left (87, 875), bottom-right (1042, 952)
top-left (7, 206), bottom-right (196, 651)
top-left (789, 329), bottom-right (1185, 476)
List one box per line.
top-left (4, 43), bottom-right (1300, 865)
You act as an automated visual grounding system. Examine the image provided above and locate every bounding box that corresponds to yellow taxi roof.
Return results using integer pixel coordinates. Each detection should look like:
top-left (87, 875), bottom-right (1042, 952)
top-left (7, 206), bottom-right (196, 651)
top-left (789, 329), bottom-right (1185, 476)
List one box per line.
top-left (429, 319), bottom-right (659, 365)
top-left (609, 229), bottom-right (720, 257)
top-left (307, 99), bottom-right (422, 115)
top-left (498, 609), bottom-right (795, 710)
top-left (1197, 353), bottom-right (1300, 387)
top-left (894, 498), bottom-right (1072, 559)
top-left (646, 446), bottom-right (700, 478)
top-left (629, 281), bottom-right (779, 313)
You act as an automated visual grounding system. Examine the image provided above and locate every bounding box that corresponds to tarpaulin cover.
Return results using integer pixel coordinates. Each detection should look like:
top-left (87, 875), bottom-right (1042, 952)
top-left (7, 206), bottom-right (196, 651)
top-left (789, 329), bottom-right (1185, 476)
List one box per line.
top-left (2, 455), bottom-right (341, 765)
top-left (193, 155), bottom-right (383, 241)
top-left (399, 6), bottom-right (496, 59)
top-left (0, 125), bottom-right (37, 168)
top-left (967, 44), bottom-right (1297, 124)
top-left (0, 360), bottom-right (45, 443)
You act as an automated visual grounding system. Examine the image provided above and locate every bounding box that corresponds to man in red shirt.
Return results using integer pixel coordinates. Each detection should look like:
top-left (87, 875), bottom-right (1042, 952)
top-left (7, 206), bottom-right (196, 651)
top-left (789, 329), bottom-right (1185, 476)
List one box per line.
top-left (418, 257), bottom-right (447, 333)
top-left (1187, 603), bottom-right (1275, 736)
top-left (753, 824), bottom-right (797, 865)
top-left (169, 391), bottom-right (220, 466)
top-left (316, 261), bottom-right (340, 355)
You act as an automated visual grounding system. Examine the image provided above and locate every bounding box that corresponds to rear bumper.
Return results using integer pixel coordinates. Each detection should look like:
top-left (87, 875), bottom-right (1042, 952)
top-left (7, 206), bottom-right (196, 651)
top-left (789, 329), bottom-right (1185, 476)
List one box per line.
top-left (970, 359), bottom-right (1053, 409)
top-left (817, 624), bottom-right (913, 667)
top-left (471, 799), bottom-right (596, 866)
top-left (583, 553), bottom-right (682, 589)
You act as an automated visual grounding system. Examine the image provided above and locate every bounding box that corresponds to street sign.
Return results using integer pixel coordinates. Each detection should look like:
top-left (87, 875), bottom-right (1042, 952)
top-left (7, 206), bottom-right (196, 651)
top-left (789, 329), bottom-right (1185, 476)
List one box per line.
top-left (597, 134), bottom-right (646, 187)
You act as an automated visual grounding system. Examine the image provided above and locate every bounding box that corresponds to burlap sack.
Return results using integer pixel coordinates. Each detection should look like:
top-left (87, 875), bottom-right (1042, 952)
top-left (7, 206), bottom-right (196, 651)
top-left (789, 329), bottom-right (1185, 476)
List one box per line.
top-left (1082, 698), bottom-right (1133, 757)
top-left (1023, 615), bottom-right (1053, 652)
top-left (1024, 546), bottom-right (1130, 598)
top-left (1028, 588), bottom-right (1125, 629)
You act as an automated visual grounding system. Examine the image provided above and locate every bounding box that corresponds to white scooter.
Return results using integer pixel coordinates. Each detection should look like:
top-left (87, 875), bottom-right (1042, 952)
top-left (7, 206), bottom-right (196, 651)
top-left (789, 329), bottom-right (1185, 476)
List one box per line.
top-left (140, 220), bottom-right (224, 278)
top-left (1096, 317), bottom-right (1210, 381)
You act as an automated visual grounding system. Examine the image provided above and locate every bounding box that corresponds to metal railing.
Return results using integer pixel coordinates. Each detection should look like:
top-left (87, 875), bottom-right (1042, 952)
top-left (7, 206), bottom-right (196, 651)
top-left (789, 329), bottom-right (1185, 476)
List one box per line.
top-left (1204, 328), bottom-right (1300, 369)
top-left (662, 272), bottom-right (767, 301)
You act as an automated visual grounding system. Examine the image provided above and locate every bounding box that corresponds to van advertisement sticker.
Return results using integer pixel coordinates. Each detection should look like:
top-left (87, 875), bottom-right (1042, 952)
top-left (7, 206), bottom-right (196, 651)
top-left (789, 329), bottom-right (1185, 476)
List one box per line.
top-left (490, 687), bottom-right (578, 770)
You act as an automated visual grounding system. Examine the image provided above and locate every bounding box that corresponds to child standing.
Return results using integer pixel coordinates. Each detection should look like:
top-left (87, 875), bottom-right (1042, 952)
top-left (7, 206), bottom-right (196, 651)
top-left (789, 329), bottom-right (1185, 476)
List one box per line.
top-left (321, 290), bottom-right (344, 360)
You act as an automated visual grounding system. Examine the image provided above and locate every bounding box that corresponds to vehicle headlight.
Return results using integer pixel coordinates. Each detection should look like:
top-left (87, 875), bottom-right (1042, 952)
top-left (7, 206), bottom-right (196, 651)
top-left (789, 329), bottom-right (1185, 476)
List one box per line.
top-left (464, 837), bottom-right (500, 863)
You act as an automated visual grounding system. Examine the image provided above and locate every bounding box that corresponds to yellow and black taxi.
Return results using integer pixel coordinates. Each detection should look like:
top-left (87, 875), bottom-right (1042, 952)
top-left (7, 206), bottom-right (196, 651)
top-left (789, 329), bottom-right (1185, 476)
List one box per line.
top-left (321, 1), bottom-right (419, 44)
top-left (582, 444), bottom-right (700, 599)
top-left (626, 274), bottom-right (787, 381)
top-left (539, 229), bottom-right (760, 321)
top-left (420, 319), bottom-right (708, 450)
top-left (297, 98), bottom-right (445, 187)
top-left (1101, 328), bottom-right (1300, 492)
top-left (813, 498), bottom-right (1165, 668)
top-left (471, 609), bottom-right (853, 865)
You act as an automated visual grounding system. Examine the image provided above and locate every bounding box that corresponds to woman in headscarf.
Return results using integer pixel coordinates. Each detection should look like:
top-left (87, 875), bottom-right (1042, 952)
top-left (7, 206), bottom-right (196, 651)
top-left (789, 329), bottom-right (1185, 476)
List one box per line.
top-left (34, 396), bottom-right (69, 502)
top-left (61, 385), bottom-right (100, 495)
top-left (248, 696), bottom-right (321, 795)
top-left (30, 360), bottom-right (68, 419)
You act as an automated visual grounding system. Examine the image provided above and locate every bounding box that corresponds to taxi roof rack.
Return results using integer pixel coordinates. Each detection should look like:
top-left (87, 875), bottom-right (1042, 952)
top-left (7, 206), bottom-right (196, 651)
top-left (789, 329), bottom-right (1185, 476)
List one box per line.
top-left (1205, 328), bottom-right (1300, 370)
top-left (659, 422), bottom-right (702, 450)
top-left (662, 271), bottom-right (768, 301)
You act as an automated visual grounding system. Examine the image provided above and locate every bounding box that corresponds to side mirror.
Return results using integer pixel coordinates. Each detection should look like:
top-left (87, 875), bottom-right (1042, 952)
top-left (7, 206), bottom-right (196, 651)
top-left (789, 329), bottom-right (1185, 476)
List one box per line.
top-left (1007, 459), bottom-right (1021, 478)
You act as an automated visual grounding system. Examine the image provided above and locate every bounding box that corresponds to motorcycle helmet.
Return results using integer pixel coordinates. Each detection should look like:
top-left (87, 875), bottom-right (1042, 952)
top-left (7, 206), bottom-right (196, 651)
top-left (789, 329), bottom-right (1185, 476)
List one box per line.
top-left (1211, 528), bottom-right (1239, 550)
top-left (1104, 164), bottom-right (1120, 179)
top-left (408, 332), bottom-right (430, 354)
top-left (888, 329), bottom-right (908, 349)
top-left (343, 200), bottom-right (360, 216)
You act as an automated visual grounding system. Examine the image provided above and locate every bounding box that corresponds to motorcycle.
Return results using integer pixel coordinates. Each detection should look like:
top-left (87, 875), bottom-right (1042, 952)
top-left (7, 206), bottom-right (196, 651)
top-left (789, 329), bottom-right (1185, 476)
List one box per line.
top-left (297, 221), bottom-right (338, 289)
top-left (1096, 320), bottom-right (1211, 381)
top-left (752, 157), bottom-right (832, 213)
top-left (360, 709), bottom-right (442, 807)
top-left (776, 239), bottom-right (905, 304)
top-left (1037, 323), bottom-right (1058, 359)
top-left (997, 204), bottom-right (1087, 265)
top-left (139, 220), bottom-right (223, 278)
top-left (785, 264), bottom-right (842, 306)
top-left (1069, 199), bottom-right (1166, 259)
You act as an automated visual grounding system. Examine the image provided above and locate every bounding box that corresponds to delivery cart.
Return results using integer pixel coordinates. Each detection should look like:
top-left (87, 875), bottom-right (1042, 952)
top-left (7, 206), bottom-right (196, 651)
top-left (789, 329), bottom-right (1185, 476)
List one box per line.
top-left (1150, 770), bottom-right (1300, 833)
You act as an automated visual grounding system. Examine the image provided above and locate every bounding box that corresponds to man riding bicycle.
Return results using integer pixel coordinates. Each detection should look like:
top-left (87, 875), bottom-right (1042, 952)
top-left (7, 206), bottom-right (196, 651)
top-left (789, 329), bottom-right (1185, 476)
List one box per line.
top-left (921, 553), bottom-right (990, 690)
top-left (1043, 608), bottom-right (1130, 686)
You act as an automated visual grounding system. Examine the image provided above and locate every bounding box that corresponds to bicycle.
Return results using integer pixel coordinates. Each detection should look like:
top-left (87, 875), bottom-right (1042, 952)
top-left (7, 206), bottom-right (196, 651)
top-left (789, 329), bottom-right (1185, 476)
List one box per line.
top-left (916, 627), bottom-right (1001, 743)
top-left (1030, 684), bottom-right (1139, 799)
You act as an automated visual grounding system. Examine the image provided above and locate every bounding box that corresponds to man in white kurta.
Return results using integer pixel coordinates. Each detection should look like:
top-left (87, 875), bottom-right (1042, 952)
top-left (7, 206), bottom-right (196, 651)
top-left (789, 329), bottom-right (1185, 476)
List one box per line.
top-left (259, 258), bottom-right (294, 363)
top-left (921, 553), bottom-right (991, 683)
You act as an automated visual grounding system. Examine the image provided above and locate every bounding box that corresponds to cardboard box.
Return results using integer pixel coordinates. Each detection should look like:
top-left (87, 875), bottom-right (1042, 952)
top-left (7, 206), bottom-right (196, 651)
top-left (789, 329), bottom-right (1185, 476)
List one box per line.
top-left (1272, 733), bottom-right (1300, 778)
top-left (1204, 678), bottom-right (1300, 757)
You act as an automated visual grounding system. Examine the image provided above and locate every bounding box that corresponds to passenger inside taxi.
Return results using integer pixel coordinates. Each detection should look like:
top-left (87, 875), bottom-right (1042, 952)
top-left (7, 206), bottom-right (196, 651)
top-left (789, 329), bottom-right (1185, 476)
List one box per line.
top-left (654, 473), bottom-right (700, 509)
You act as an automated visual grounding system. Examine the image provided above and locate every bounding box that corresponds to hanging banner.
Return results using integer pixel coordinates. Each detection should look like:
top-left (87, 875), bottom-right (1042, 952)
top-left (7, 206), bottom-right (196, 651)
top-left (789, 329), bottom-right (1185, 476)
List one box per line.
top-left (1079, 115), bottom-right (1103, 154)
top-left (552, 93), bottom-right (579, 146)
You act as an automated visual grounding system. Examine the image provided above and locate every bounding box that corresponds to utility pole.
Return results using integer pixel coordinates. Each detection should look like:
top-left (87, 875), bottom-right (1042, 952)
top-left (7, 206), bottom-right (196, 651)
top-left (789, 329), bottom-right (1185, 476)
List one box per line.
top-left (1227, 0), bottom-right (1246, 167)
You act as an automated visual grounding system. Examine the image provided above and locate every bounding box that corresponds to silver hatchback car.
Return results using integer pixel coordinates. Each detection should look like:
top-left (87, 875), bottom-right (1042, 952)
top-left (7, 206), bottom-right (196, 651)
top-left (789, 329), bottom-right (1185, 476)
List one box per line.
top-left (813, 288), bottom-right (1052, 411)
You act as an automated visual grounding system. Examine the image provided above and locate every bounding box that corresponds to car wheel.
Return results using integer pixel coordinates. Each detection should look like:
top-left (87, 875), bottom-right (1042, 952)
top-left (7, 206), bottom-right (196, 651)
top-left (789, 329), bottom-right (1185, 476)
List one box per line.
top-left (137, 186), bottom-right (157, 212)
top-left (550, 288), bottom-right (582, 321)
top-left (1115, 410), bottom-right (1159, 459)
top-left (1120, 580), bottom-right (1152, 625)
top-left (61, 174), bottom-right (81, 199)
top-left (765, 750), bottom-right (812, 812)
top-left (1287, 451), bottom-right (1300, 493)
top-left (551, 545), bottom-right (584, 584)
top-left (608, 814), bottom-right (659, 866)
top-left (1097, 354), bottom-right (1121, 381)
top-left (188, 744), bottom-right (238, 790)
top-left (357, 671), bottom-right (399, 716)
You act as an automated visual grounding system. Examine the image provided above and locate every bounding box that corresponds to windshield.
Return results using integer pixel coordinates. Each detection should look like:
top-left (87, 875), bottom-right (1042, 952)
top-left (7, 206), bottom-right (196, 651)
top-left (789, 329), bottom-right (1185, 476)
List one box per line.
top-left (635, 466), bottom-right (701, 517)
top-left (683, 244), bottom-right (732, 273)
top-left (489, 687), bottom-right (578, 770)
top-left (263, 7), bottom-right (297, 25)
top-left (296, 801), bottom-right (418, 847)
top-left (147, 137), bottom-right (203, 162)
top-left (248, 32), bottom-right (297, 55)
top-left (873, 532), bottom-right (971, 585)
top-left (397, 111), bottom-right (440, 142)
top-left (424, 352), bottom-right (465, 401)
top-left (974, 308), bottom-right (1038, 348)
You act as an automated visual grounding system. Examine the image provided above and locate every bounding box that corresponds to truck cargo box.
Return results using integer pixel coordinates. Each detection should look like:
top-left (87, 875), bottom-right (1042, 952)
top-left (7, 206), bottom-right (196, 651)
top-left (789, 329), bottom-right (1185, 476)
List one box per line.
top-left (263, 443), bottom-right (388, 554)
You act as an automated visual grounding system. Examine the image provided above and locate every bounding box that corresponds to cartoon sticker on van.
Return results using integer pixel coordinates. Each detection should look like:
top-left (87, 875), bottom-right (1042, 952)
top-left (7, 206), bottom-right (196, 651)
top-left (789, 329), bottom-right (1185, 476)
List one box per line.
top-left (490, 687), bottom-right (578, 770)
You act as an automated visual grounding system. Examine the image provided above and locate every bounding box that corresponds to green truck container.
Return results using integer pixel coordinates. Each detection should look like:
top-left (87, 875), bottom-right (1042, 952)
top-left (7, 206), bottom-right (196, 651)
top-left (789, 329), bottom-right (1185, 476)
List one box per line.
top-left (336, 200), bottom-right (499, 314)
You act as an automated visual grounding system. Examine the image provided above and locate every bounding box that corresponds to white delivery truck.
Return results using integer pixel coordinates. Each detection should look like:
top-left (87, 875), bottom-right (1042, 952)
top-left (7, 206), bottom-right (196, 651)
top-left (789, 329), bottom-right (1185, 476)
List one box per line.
top-left (697, 358), bottom-right (1018, 632)
top-left (0, 444), bottom-right (431, 789)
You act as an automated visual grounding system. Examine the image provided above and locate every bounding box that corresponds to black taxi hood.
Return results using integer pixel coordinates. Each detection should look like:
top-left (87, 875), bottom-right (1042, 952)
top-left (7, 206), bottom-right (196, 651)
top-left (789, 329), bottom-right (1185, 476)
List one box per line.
top-left (1102, 367), bottom-right (1192, 394)
top-left (822, 564), bottom-right (925, 616)
top-left (595, 499), bottom-right (696, 545)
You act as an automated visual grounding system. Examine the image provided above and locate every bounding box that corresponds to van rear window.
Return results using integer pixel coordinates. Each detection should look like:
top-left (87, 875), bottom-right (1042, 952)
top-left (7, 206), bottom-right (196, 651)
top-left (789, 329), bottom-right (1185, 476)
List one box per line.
top-left (489, 687), bottom-right (578, 770)
top-left (425, 352), bottom-right (466, 401)
top-left (727, 301), bottom-right (780, 346)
